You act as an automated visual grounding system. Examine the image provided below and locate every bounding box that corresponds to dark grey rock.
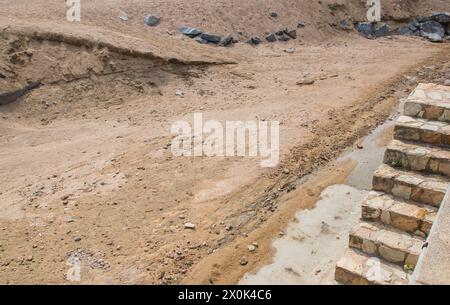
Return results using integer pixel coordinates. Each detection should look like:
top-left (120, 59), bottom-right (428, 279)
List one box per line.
top-left (284, 29), bottom-right (297, 39)
top-left (246, 37), bottom-right (261, 45)
top-left (275, 30), bottom-right (285, 36)
top-left (446, 23), bottom-right (450, 35)
top-left (0, 82), bottom-right (40, 106)
top-left (195, 36), bottom-right (208, 44)
top-left (144, 15), bottom-right (160, 26)
top-left (270, 12), bottom-right (278, 18)
top-left (373, 23), bottom-right (390, 37)
top-left (355, 22), bottom-right (374, 37)
top-left (431, 12), bottom-right (450, 24)
top-left (199, 33), bottom-right (222, 44)
top-left (422, 32), bottom-right (444, 42)
top-left (220, 35), bottom-right (235, 46)
top-left (179, 26), bottom-right (203, 38)
top-left (339, 20), bottom-right (353, 30)
top-left (265, 33), bottom-right (277, 42)
top-left (277, 34), bottom-right (290, 42)
top-left (420, 20), bottom-right (445, 40)
top-left (416, 16), bottom-right (432, 23)
top-left (399, 23), bottom-right (419, 35)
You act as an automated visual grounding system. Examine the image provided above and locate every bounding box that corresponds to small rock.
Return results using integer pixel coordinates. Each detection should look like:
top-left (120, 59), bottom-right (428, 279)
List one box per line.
top-left (284, 29), bottom-right (297, 39)
top-left (277, 34), bottom-right (290, 42)
top-left (422, 32), bottom-right (443, 43)
top-left (444, 80), bottom-right (450, 86)
top-left (252, 242), bottom-right (259, 248)
top-left (27, 255), bottom-right (33, 262)
top-left (200, 33), bottom-right (222, 44)
top-left (179, 26), bottom-right (203, 38)
top-left (339, 20), bottom-right (353, 30)
top-left (296, 79), bottom-right (315, 86)
top-left (184, 223), bottom-right (196, 230)
top-left (355, 22), bottom-right (374, 37)
top-left (195, 36), bottom-right (208, 44)
top-left (247, 245), bottom-right (256, 252)
top-left (246, 37), bottom-right (261, 45)
top-left (220, 35), bottom-right (236, 46)
top-left (144, 15), bottom-right (160, 26)
top-left (265, 33), bottom-right (277, 42)
top-left (284, 48), bottom-right (295, 54)
top-left (431, 12), bottom-right (450, 24)
top-left (73, 236), bottom-right (81, 242)
top-left (175, 90), bottom-right (184, 97)
top-left (373, 23), bottom-right (390, 37)
top-left (420, 20), bottom-right (445, 42)
top-left (240, 257), bottom-right (248, 266)
top-left (225, 225), bottom-right (233, 231)
top-left (118, 12), bottom-right (129, 21)
top-left (399, 23), bottom-right (419, 36)
top-left (297, 22), bottom-right (305, 28)
top-left (270, 12), bottom-right (278, 18)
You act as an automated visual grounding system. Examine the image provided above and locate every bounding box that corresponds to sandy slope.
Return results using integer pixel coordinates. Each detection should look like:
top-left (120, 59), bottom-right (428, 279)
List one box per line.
top-left (0, 0), bottom-right (450, 284)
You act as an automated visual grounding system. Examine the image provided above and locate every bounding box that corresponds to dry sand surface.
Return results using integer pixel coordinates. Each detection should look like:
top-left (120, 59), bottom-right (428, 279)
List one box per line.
top-left (0, 0), bottom-right (450, 284)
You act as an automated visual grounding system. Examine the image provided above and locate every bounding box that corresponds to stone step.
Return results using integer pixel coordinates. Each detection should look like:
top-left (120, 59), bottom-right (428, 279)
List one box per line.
top-left (335, 248), bottom-right (409, 285)
top-left (361, 191), bottom-right (437, 237)
top-left (349, 222), bottom-right (424, 267)
top-left (384, 139), bottom-right (450, 177)
top-left (373, 164), bottom-right (448, 207)
top-left (404, 83), bottom-right (450, 122)
top-left (394, 115), bottom-right (450, 148)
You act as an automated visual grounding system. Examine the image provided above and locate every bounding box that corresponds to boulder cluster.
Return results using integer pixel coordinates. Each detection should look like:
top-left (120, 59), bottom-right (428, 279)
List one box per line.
top-left (398, 13), bottom-right (450, 43)
top-left (352, 12), bottom-right (450, 43)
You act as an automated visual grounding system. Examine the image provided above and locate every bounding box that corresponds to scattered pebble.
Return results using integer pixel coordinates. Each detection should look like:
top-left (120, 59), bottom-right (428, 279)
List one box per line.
top-left (284, 48), bottom-right (295, 54)
top-left (247, 245), bottom-right (256, 252)
top-left (184, 223), bottom-right (196, 230)
top-left (144, 15), bottom-right (160, 26)
top-left (240, 257), bottom-right (248, 266)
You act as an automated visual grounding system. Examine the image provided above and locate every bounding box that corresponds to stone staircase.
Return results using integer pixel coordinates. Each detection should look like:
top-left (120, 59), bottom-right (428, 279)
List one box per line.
top-left (335, 83), bottom-right (450, 285)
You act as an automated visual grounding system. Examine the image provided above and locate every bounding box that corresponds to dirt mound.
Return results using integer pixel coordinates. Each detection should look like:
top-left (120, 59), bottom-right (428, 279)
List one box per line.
top-left (1, 0), bottom-right (449, 43)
